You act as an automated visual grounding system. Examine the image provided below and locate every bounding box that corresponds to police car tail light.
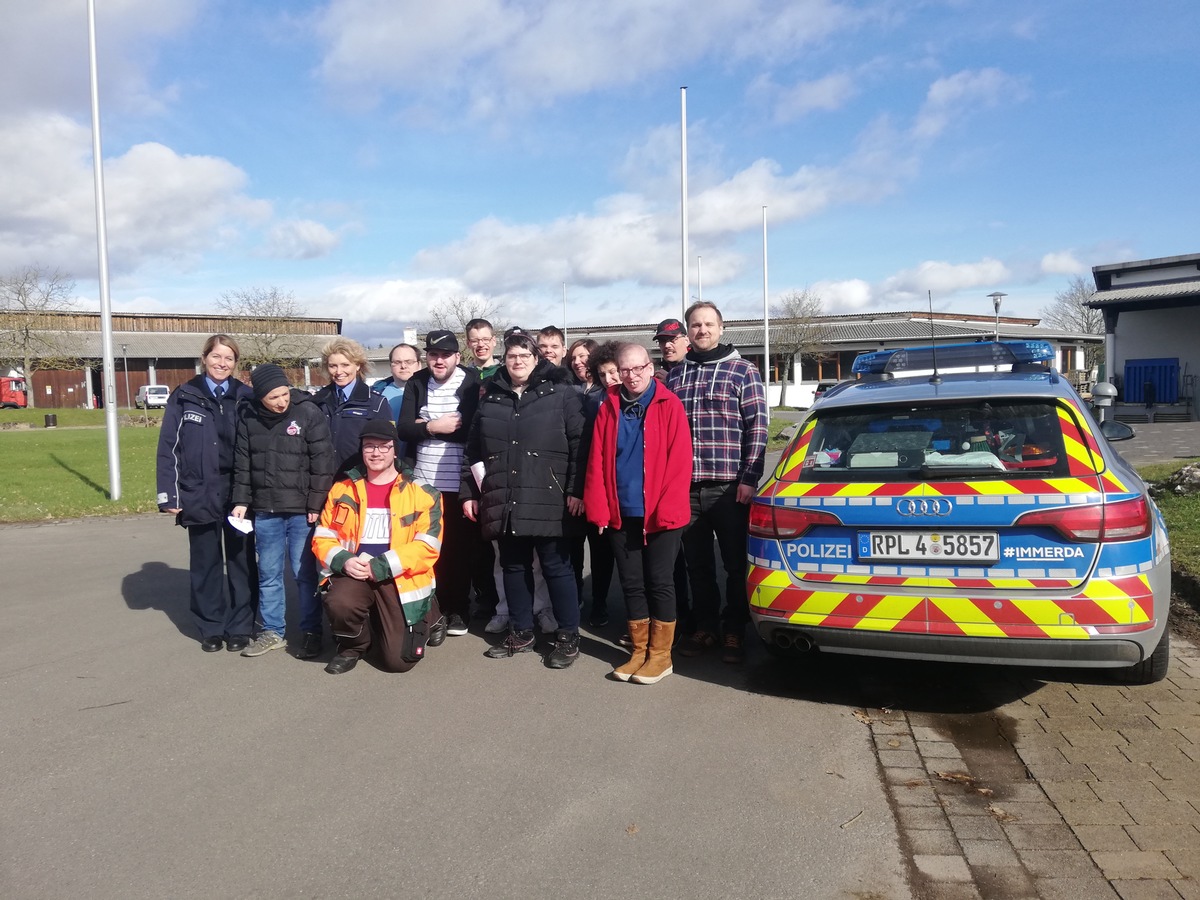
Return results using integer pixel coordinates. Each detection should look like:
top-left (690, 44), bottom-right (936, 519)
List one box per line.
top-left (1014, 498), bottom-right (1150, 543)
top-left (749, 503), bottom-right (841, 539)
top-left (1099, 496), bottom-right (1152, 541)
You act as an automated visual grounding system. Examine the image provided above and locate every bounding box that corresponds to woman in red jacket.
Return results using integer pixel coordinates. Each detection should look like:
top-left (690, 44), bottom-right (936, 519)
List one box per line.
top-left (584, 343), bottom-right (692, 684)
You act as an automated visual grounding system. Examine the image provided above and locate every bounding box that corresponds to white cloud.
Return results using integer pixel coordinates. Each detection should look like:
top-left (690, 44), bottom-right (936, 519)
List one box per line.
top-left (0, 113), bottom-right (275, 276)
top-left (812, 278), bottom-right (873, 311)
top-left (912, 68), bottom-right (1027, 141)
top-left (315, 0), bottom-right (857, 114)
top-left (878, 258), bottom-right (1010, 303)
top-left (1040, 251), bottom-right (1085, 276)
top-left (260, 220), bottom-right (342, 260)
top-left (767, 72), bottom-right (858, 122)
top-left (0, 0), bottom-right (202, 117)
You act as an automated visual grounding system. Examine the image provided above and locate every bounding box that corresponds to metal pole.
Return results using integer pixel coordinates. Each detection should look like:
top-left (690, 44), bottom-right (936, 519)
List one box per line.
top-left (680, 87), bottom-right (689, 320)
top-left (89, 0), bottom-right (120, 499)
top-left (697, 256), bottom-right (703, 301)
top-left (122, 344), bottom-right (131, 409)
top-left (762, 206), bottom-right (770, 395)
top-left (562, 282), bottom-right (567, 341)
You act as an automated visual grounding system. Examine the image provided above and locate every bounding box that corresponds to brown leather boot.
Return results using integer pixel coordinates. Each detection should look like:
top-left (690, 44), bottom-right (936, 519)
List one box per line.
top-left (632, 619), bottom-right (675, 684)
top-left (612, 618), bottom-right (650, 681)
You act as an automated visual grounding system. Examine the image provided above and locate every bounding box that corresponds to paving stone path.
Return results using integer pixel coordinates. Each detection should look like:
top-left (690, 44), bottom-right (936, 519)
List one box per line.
top-left (866, 634), bottom-right (1200, 899)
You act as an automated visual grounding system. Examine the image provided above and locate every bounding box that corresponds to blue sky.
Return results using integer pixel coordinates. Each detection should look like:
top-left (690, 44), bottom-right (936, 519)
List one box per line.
top-left (3, 0), bottom-right (1197, 348)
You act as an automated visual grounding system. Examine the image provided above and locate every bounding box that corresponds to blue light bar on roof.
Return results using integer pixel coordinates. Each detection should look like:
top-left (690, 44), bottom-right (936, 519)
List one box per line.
top-left (851, 340), bottom-right (1056, 376)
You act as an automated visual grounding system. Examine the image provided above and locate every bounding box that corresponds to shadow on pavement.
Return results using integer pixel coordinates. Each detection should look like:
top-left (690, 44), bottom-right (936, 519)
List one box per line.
top-left (121, 561), bottom-right (194, 640)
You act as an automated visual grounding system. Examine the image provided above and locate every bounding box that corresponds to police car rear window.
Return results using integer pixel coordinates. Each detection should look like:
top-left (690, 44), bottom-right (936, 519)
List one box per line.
top-left (788, 400), bottom-right (1070, 482)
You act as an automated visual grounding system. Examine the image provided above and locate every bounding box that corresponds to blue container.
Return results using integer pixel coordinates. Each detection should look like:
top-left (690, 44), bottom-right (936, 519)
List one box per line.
top-left (1123, 358), bottom-right (1178, 404)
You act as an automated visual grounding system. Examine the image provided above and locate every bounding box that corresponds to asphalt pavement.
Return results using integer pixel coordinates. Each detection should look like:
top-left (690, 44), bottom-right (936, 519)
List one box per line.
top-left (0, 515), bottom-right (906, 900)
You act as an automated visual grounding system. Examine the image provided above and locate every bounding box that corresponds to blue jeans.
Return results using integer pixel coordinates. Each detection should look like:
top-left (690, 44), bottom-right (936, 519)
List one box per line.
top-left (254, 513), bottom-right (321, 636)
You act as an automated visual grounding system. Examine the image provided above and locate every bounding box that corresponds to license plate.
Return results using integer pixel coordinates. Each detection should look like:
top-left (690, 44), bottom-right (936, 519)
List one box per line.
top-left (858, 531), bottom-right (999, 564)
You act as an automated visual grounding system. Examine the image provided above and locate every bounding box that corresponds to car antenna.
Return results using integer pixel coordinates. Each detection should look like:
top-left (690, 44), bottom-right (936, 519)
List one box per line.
top-left (927, 290), bottom-right (942, 385)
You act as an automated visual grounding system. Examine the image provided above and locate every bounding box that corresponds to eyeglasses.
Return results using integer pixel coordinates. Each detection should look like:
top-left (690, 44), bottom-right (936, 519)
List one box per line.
top-left (362, 444), bottom-right (394, 454)
top-left (391, 359), bottom-right (419, 368)
top-left (618, 361), bottom-right (653, 378)
top-left (505, 352), bottom-right (535, 361)
top-left (468, 338), bottom-right (494, 345)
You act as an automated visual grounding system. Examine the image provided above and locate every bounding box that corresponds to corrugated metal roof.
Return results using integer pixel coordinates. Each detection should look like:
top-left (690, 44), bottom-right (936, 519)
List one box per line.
top-left (1087, 278), bottom-right (1200, 306)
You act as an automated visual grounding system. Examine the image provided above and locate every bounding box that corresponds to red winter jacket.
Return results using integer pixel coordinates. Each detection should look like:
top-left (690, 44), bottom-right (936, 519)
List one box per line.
top-left (584, 382), bottom-right (693, 534)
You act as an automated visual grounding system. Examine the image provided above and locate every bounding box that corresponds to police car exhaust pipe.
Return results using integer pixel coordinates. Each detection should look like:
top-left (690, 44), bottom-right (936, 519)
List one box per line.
top-left (773, 631), bottom-right (814, 652)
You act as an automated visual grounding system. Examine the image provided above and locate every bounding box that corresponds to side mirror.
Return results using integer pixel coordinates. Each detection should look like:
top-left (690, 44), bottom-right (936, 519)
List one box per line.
top-left (1100, 420), bottom-right (1134, 442)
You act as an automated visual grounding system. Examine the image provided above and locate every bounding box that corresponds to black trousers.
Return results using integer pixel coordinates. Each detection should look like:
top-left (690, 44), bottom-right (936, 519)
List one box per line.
top-left (610, 520), bottom-right (682, 622)
top-left (187, 520), bottom-right (257, 640)
top-left (682, 481), bottom-right (750, 634)
top-left (570, 524), bottom-right (615, 614)
top-left (435, 491), bottom-right (476, 621)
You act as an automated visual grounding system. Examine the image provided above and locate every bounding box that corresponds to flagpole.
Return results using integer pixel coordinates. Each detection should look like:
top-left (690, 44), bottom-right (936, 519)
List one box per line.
top-left (88, 0), bottom-right (121, 500)
top-left (680, 87), bottom-right (689, 320)
top-left (762, 206), bottom-right (770, 397)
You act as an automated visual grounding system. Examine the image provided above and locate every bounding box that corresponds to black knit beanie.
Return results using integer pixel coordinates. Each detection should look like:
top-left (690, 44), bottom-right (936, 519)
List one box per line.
top-left (251, 364), bottom-right (290, 401)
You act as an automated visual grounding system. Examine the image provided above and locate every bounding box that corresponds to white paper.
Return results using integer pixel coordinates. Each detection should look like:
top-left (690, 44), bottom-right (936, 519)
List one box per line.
top-left (227, 515), bottom-right (254, 534)
top-left (471, 461), bottom-right (486, 490)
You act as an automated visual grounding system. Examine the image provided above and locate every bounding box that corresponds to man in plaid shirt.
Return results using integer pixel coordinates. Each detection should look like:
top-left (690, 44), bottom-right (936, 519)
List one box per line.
top-left (666, 301), bottom-right (768, 663)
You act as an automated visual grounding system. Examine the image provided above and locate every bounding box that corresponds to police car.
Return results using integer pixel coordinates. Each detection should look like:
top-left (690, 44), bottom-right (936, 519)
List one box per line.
top-left (747, 340), bottom-right (1171, 684)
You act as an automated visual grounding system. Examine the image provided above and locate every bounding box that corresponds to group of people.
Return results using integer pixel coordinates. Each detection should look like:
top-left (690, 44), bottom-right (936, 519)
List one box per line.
top-left (156, 301), bottom-right (768, 684)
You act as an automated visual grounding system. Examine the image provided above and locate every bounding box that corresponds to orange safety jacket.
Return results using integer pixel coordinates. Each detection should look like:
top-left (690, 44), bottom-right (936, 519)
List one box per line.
top-left (312, 468), bottom-right (442, 626)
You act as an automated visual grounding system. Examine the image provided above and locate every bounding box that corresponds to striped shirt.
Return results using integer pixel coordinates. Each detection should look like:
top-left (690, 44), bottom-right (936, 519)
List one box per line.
top-left (414, 367), bottom-right (467, 492)
top-left (666, 347), bottom-right (768, 487)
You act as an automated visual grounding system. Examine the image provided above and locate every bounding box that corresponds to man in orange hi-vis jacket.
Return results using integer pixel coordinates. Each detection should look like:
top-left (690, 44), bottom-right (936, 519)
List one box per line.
top-left (312, 419), bottom-right (443, 675)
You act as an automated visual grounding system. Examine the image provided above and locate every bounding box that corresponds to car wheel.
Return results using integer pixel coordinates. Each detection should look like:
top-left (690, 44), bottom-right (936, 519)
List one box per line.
top-left (1114, 627), bottom-right (1170, 685)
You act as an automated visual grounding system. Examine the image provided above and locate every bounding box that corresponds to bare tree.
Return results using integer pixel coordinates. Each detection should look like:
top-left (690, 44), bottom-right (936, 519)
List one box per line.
top-left (1041, 275), bottom-right (1103, 367)
top-left (770, 288), bottom-right (828, 407)
top-left (423, 295), bottom-right (507, 343)
top-left (216, 286), bottom-right (314, 367)
top-left (0, 265), bottom-right (82, 408)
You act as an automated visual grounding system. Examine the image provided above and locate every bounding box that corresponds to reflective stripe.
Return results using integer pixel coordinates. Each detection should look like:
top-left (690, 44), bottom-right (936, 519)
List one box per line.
top-left (383, 549), bottom-right (403, 577)
top-left (416, 532), bottom-right (442, 552)
top-left (314, 526), bottom-right (338, 540)
top-left (397, 585), bottom-right (433, 607)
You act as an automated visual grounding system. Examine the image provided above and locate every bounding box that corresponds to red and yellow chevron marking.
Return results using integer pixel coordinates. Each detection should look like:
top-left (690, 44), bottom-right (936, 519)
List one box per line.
top-left (776, 419), bottom-right (817, 482)
top-left (796, 571), bottom-right (1080, 590)
top-left (747, 566), bottom-right (1154, 638)
top-left (772, 477), bottom-right (1102, 499)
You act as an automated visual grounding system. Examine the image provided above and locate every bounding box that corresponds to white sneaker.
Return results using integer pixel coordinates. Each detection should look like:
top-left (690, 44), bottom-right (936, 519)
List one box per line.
top-left (536, 609), bottom-right (559, 633)
top-left (485, 615), bottom-right (509, 634)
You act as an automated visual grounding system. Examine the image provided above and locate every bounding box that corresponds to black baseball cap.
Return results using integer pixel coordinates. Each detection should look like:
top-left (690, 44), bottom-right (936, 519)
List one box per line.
top-left (425, 330), bottom-right (459, 353)
top-left (654, 318), bottom-right (686, 340)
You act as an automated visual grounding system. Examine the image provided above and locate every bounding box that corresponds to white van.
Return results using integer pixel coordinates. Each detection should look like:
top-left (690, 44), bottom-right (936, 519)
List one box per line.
top-left (135, 384), bottom-right (170, 409)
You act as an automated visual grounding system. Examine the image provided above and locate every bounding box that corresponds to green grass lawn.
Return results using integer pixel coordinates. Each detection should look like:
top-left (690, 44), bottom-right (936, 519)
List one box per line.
top-left (0, 427), bottom-right (161, 522)
top-left (0, 408), bottom-right (163, 428)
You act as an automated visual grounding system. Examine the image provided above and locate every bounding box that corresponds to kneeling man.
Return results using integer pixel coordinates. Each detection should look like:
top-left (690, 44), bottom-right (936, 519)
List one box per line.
top-left (312, 420), bottom-right (442, 675)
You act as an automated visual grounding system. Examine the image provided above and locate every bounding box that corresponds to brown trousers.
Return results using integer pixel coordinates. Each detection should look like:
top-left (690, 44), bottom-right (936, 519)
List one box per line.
top-left (322, 577), bottom-right (439, 673)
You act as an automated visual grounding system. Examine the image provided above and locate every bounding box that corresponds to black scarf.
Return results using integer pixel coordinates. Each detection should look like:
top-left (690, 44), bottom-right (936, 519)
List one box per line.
top-left (686, 343), bottom-right (733, 364)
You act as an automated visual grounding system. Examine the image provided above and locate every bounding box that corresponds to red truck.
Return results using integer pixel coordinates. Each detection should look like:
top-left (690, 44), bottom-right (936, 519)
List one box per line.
top-left (0, 376), bottom-right (29, 409)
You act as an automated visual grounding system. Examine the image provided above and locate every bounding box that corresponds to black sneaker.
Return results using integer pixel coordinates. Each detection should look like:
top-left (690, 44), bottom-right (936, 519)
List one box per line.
top-left (295, 631), bottom-right (323, 660)
top-left (485, 629), bottom-right (536, 658)
top-left (428, 616), bottom-right (448, 647)
top-left (546, 631), bottom-right (580, 669)
top-left (589, 607), bottom-right (609, 628)
top-left (446, 614), bottom-right (469, 636)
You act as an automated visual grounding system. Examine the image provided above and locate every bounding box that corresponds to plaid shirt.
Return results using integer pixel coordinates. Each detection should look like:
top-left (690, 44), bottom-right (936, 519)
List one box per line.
top-left (667, 348), bottom-right (768, 487)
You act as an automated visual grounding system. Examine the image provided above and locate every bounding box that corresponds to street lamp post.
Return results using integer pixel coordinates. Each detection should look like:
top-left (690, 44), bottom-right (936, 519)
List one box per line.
top-left (988, 292), bottom-right (1007, 342)
top-left (121, 343), bottom-right (130, 409)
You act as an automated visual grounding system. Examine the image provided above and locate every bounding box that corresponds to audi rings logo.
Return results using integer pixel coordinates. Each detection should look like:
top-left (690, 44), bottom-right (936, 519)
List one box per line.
top-left (896, 499), bottom-right (952, 517)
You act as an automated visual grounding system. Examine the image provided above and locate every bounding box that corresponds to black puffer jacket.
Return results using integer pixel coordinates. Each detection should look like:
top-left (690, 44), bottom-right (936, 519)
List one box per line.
top-left (231, 390), bottom-right (337, 515)
top-left (156, 375), bottom-right (253, 527)
top-left (461, 361), bottom-right (584, 540)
